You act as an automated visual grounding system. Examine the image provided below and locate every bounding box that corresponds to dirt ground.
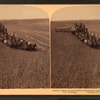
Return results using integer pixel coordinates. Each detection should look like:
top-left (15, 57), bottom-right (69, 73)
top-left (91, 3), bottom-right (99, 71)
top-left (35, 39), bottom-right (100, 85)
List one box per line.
top-left (0, 19), bottom-right (50, 88)
top-left (51, 20), bottom-right (100, 88)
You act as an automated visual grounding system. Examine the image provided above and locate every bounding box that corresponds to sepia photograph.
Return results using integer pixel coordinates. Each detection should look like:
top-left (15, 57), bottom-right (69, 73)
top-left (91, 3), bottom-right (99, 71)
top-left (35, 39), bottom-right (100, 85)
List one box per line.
top-left (51, 6), bottom-right (100, 88)
top-left (0, 5), bottom-right (50, 88)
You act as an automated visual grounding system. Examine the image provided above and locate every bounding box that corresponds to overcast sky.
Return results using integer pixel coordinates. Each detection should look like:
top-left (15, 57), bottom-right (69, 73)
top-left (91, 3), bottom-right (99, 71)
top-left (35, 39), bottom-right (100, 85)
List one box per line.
top-left (0, 6), bottom-right (48, 20)
top-left (52, 6), bottom-right (100, 21)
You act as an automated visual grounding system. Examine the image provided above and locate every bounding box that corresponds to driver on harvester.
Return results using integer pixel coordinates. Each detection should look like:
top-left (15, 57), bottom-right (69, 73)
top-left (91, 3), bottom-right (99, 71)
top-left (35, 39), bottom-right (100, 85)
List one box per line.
top-left (74, 23), bottom-right (79, 31)
top-left (78, 23), bottom-right (86, 32)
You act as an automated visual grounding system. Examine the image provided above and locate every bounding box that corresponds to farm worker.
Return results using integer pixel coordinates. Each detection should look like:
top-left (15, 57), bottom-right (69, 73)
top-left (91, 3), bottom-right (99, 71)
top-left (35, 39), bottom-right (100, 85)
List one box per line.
top-left (31, 43), bottom-right (37, 51)
top-left (90, 33), bottom-right (94, 41)
top-left (97, 38), bottom-right (100, 47)
top-left (0, 23), bottom-right (2, 30)
top-left (20, 39), bottom-right (24, 46)
top-left (95, 34), bottom-right (99, 46)
top-left (91, 33), bottom-right (96, 47)
top-left (0, 34), bottom-right (4, 42)
top-left (4, 32), bottom-right (9, 40)
top-left (78, 23), bottom-right (82, 32)
top-left (0, 24), bottom-right (4, 32)
top-left (85, 28), bottom-right (88, 33)
top-left (16, 38), bottom-right (22, 48)
top-left (12, 34), bottom-right (16, 42)
top-left (82, 24), bottom-right (86, 32)
top-left (74, 23), bottom-right (79, 31)
top-left (87, 33), bottom-right (92, 46)
top-left (27, 41), bottom-right (31, 51)
top-left (10, 33), bottom-right (14, 41)
top-left (79, 23), bottom-right (85, 32)
top-left (7, 33), bottom-right (14, 47)
top-left (21, 41), bottom-right (27, 50)
top-left (95, 34), bottom-right (98, 40)
top-left (84, 32), bottom-right (89, 40)
top-left (3, 28), bottom-right (7, 33)
top-left (93, 34), bottom-right (96, 42)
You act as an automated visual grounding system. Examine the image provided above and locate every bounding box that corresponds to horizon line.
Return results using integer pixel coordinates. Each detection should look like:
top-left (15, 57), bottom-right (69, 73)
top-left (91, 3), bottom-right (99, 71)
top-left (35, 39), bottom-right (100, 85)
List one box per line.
top-left (52, 19), bottom-right (100, 21)
top-left (0, 18), bottom-right (49, 20)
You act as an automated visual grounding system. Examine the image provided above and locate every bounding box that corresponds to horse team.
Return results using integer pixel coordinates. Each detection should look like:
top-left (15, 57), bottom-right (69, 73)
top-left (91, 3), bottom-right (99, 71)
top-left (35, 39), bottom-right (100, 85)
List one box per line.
top-left (0, 23), bottom-right (37, 51)
top-left (1, 22), bottom-right (98, 51)
top-left (72, 23), bottom-right (100, 48)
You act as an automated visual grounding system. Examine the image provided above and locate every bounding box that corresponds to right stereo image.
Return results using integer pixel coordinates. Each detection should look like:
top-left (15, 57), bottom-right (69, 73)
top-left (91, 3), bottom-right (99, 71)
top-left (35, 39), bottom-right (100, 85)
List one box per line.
top-left (51, 6), bottom-right (100, 88)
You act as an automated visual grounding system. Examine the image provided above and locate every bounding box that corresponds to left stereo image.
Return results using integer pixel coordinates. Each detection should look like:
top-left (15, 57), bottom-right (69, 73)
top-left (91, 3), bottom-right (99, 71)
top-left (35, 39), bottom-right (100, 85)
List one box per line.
top-left (0, 6), bottom-right (50, 88)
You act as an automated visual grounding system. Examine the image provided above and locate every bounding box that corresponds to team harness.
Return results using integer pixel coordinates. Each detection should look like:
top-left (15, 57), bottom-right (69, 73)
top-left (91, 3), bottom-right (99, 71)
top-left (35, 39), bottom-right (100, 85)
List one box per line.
top-left (0, 23), bottom-right (37, 51)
